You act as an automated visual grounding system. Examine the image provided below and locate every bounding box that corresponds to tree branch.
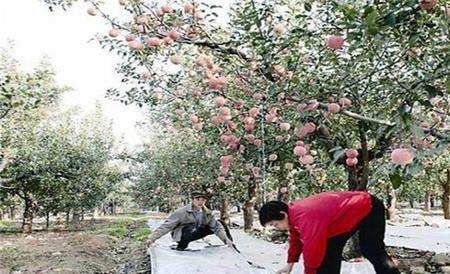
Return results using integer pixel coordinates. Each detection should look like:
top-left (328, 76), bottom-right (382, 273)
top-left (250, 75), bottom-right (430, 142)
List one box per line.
top-left (337, 108), bottom-right (395, 126)
top-left (250, 0), bottom-right (266, 41)
top-left (91, 0), bottom-right (249, 61)
top-left (0, 154), bottom-right (11, 174)
top-left (0, 178), bottom-right (14, 189)
top-left (315, 124), bottom-right (346, 165)
top-left (339, 55), bottom-right (403, 91)
top-left (359, 121), bottom-right (370, 188)
top-left (288, 97), bottom-right (397, 126)
top-left (426, 128), bottom-right (450, 140)
top-left (368, 125), bottom-right (395, 161)
top-left (0, 106), bottom-right (12, 120)
top-left (187, 40), bottom-right (248, 59)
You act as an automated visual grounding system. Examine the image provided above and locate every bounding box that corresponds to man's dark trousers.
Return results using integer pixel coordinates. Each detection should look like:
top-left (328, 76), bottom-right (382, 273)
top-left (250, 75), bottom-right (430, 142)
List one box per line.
top-left (177, 220), bottom-right (232, 249)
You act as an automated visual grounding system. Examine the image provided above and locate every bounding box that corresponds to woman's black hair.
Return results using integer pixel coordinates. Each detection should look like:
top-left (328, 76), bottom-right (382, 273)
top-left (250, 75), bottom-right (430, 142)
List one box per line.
top-left (258, 201), bottom-right (289, 226)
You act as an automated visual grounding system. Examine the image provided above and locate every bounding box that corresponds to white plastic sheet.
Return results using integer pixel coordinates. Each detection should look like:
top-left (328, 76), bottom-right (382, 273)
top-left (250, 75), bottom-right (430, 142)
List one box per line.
top-left (149, 245), bottom-right (270, 274)
top-left (148, 220), bottom-right (271, 274)
top-left (148, 219), bottom-right (381, 274)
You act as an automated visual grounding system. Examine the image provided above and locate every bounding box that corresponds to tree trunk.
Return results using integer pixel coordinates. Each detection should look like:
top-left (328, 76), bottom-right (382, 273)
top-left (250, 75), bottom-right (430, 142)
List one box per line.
top-left (386, 188), bottom-right (397, 222)
top-left (345, 128), bottom-right (370, 258)
top-left (347, 165), bottom-right (368, 191)
top-left (409, 199), bottom-right (415, 208)
top-left (72, 209), bottom-right (81, 227)
top-left (430, 195), bottom-right (435, 208)
top-left (81, 208), bottom-right (84, 221)
top-left (46, 211), bottom-right (50, 229)
top-left (347, 122), bottom-right (370, 191)
top-left (236, 205), bottom-right (241, 213)
top-left (220, 195), bottom-right (230, 227)
top-left (443, 193), bottom-right (449, 220)
top-left (9, 206), bottom-right (16, 220)
top-left (346, 171), bottom-right (365, 259)
top-left (0, 208), bottom-right (3, 220)
top-left (110, 203), bottom-right (116, 215)
top-left (243, 182), bottom-right (257, 231)
top-left (442, 169), bottom-right (450, 220)
top-left (22, 197), bottom-right (34, 233)
top-left (65, 210), bottom-right (70, 225)
top-left (424, 192), bottom-right (431, 212)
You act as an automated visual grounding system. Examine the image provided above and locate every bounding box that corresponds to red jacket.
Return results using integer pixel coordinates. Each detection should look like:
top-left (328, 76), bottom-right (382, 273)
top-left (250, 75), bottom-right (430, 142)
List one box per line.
top-left (287, 191), bottom-right (372, 274)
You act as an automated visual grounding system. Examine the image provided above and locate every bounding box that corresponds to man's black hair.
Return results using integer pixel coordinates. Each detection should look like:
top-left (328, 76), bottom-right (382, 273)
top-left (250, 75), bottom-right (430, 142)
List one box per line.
top-left (258, 201), bottom-right (289, 226)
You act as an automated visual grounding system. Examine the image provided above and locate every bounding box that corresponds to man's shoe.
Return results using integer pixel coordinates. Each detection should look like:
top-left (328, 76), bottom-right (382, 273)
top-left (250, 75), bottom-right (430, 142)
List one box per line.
top-left (170, 245), bottom-right (187, 251)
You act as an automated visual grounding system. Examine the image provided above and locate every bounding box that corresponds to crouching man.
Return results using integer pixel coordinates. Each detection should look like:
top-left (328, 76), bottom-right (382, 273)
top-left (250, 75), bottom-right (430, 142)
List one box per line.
top-left (259, 191), bottom-right (400, 274)
top-left (147, 191), bottom-right (234, 251)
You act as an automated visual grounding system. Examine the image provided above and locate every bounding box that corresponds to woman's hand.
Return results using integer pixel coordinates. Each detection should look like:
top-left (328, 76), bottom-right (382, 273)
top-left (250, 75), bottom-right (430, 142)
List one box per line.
top-left (276, 263), bottom-right (294, 274)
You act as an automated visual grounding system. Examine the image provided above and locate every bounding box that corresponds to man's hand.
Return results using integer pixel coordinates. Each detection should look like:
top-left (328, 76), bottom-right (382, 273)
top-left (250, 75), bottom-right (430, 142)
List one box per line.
top-left (146, 239), bottom-right (155, 248)
top-left (276, 263), bottom-right (294, 274)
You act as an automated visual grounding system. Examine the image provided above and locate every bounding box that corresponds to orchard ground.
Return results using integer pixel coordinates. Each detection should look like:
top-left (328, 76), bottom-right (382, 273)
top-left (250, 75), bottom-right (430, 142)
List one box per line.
top-left (2, 206), bottom-right (450, 274)
top-left (147, 206), bottom-right (450, 274)
top-left (0, 214), bottom-right (151, 274)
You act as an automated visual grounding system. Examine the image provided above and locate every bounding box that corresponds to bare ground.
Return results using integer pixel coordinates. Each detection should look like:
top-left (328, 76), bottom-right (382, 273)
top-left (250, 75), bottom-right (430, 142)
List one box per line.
top-left (0, 215), bottom-right (151, 274)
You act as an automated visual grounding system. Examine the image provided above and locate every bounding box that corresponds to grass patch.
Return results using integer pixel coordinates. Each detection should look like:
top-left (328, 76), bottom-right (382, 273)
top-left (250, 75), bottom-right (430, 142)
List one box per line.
top-left (134, 226), bottom-right (151, 241)
top-left (0, 221), bottom-right (17, 228)
top-left (117, 212), bottom-right (147, 219)
top-left (101, 221), bottom-right (129, 238)
top-left (0, 220), bottom-right (20, 233)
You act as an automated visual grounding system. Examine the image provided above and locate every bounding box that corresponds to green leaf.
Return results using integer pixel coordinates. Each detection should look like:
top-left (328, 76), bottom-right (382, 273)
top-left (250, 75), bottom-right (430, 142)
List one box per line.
top-left (389, 172), bottom-right (402, 189)
top-left (342, 5), bottom-right (357, 19)
top-left (424, 85), bottom-right (443, 97)
top-left (363, 6), bottom-right (375, 18)
top-left (329, 146), bottom-right (343, 153)
top-left (400, 112), bottom-right (413, 125)
top-left (408, 0), bottom-right (418, 7)
top-left (304, 3), bottom-right (311, 11)
top-left (368, 26), bottom-right (379, 35)
top-left (418, 99), bottom-right (433, 108)
top-left (332, 149), bottom-right (346, 161)
top-left (412, 124), bottom-right (425, 137)
top-left (406, 162), bottom-right (422, 176)
top-left (385, 14), bottom-right (397, 27)
top-left (366, 10), bottom-right (380, 35)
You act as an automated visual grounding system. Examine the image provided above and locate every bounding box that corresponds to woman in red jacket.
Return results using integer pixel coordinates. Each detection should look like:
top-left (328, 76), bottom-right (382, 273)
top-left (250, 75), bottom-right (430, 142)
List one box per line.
top-left (259, 191), bottom-right (400, 274)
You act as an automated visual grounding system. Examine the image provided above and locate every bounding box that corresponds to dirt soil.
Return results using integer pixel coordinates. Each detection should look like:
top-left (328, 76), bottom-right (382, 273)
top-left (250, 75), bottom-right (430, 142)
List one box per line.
top-left (0, 216), bottom-right (150, 274)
